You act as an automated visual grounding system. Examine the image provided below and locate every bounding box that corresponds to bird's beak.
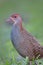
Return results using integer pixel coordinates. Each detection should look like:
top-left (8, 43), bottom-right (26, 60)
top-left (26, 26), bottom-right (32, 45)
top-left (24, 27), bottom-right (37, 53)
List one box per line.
top-left (6, 17), bottom-right (15, 25)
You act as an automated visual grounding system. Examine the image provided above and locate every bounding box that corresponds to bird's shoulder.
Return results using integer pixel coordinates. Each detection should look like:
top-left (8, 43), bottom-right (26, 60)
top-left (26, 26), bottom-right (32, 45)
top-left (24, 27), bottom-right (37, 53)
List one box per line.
top-left (21, 28), bottom-right (40, 46)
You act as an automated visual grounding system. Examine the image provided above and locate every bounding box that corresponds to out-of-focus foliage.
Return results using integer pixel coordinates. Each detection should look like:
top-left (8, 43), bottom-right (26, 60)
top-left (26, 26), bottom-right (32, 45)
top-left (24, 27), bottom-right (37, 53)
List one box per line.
top-left (0, 0), bottom-right (43, 65)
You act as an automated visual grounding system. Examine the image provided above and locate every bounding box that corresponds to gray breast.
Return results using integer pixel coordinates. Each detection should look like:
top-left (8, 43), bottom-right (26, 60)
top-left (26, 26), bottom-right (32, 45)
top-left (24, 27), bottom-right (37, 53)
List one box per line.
top-left (11, 24), bottom-right (22, 48)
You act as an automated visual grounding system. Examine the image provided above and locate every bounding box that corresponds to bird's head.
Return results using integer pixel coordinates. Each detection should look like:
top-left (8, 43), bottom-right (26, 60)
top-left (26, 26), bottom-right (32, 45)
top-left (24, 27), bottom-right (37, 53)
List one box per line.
top-left (6, 14), bottom-right (22, 25)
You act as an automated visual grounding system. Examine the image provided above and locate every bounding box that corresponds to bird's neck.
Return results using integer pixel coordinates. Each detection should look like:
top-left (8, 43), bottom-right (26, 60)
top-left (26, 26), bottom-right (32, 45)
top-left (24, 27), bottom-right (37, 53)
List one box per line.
top-left (14, 21), bottom-right (23, 31)
top-left (11, 23), bottom-right (23, 47)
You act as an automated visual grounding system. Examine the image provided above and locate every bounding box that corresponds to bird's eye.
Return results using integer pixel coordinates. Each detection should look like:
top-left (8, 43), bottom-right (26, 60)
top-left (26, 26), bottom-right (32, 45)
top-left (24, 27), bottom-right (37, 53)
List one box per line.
top-left (14, 16), bottom-right (17, 18)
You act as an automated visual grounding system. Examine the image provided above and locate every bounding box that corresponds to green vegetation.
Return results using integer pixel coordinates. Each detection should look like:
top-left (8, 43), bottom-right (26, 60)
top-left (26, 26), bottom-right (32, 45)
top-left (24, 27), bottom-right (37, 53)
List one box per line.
top-left (0, 0), bottom-right (43, 65)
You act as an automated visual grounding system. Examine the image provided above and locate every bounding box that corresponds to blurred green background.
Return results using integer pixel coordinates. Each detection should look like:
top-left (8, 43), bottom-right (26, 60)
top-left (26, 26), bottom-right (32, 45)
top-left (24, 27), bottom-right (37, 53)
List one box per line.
top-left (0, 0), bottom-right (43, 65)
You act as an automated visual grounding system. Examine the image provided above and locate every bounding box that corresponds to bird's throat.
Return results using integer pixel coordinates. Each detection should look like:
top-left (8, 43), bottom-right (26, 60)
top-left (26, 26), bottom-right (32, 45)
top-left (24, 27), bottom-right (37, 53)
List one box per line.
top-left (14, 21), bottom-right (23, 31)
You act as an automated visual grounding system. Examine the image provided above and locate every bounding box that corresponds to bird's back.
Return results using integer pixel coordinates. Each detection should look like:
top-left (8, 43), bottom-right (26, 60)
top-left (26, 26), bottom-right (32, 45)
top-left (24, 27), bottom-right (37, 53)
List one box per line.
top-left (20, 28), bottom-right (41, 59)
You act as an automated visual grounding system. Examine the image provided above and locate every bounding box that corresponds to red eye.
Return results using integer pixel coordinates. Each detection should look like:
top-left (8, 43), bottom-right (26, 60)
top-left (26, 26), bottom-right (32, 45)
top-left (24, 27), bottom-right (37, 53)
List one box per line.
top-left (11, 15), bottom-right (17, 18)
top-left (14, 16), bottom-right (17, 18)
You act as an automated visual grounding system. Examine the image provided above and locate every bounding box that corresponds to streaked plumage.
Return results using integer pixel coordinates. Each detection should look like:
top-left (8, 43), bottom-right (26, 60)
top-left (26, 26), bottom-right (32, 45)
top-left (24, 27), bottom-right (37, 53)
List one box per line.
top-left (6, 14), bottom-right (43, 65)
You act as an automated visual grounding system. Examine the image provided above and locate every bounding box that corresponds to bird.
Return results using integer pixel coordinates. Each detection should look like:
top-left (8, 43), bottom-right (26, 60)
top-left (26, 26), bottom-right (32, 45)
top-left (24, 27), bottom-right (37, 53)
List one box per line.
top-left (6, 14), bottom-right (43, 65)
